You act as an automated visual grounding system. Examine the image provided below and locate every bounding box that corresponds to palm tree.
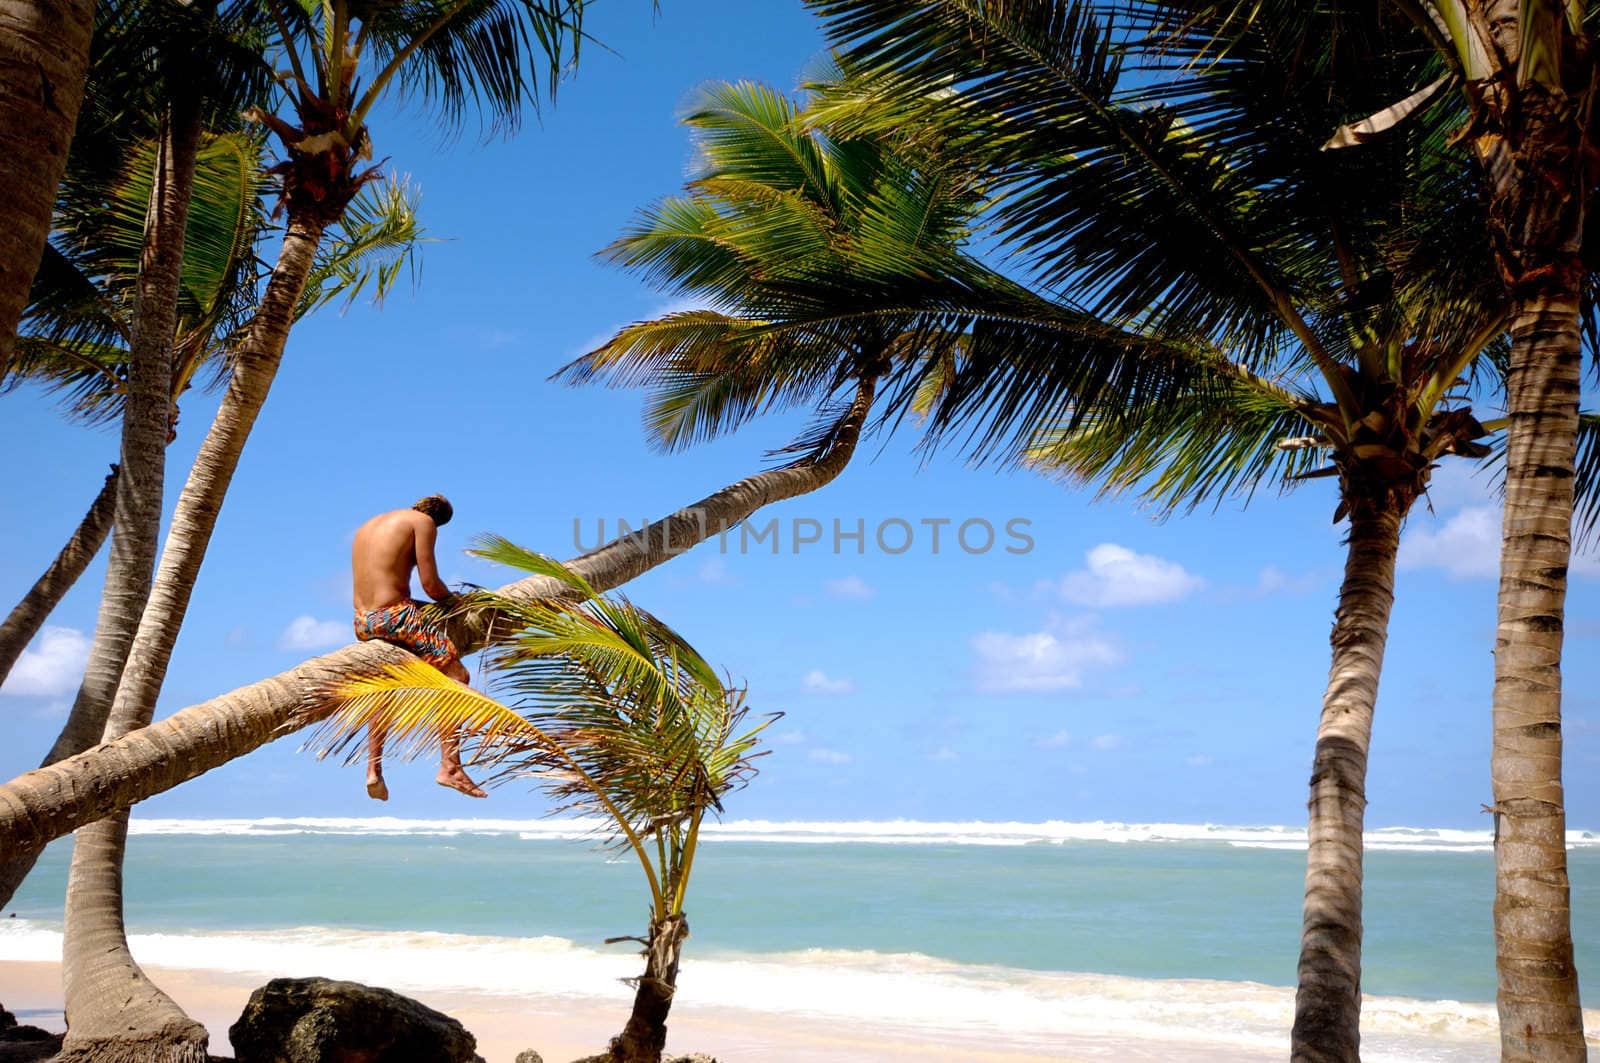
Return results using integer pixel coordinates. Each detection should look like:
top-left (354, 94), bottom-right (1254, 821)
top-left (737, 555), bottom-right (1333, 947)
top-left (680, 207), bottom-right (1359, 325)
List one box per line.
top-left (320, 539), bottom-right (769, 1063)
top-left (805, 2), bottom-right (1541, 1058)
top-left (0, 0), bottom-right (95, 377)
top-left (1379, 4), bottom-right (1596, 1055)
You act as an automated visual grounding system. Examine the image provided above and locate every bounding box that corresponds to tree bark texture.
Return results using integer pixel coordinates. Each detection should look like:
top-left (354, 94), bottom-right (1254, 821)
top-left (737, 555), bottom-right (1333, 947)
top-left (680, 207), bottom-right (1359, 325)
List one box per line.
top-left (0, 0), bottom-right (94, 377)
top-left (1491, 291), bottom-right (1585, 1061)
top-left (1290, 506), bottom-right (1403, 1063)
top-left (610, 913), bottom-right (688, 1063)
top-left (55, 97), bottom-right (209, 1063)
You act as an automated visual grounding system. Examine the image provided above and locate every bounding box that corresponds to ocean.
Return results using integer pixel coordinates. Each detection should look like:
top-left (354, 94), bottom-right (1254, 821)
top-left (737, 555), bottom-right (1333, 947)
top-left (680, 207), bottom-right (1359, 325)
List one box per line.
top-left (3, 818), bottom-right (1598, 1061)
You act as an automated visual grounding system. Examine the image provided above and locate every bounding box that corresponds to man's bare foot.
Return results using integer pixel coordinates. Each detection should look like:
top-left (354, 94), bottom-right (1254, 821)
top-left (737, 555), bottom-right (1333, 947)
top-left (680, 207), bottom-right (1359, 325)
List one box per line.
top-left (366, 773), bottom-right (389, 801)
top-left (436, 767), bottom-right (487, 798)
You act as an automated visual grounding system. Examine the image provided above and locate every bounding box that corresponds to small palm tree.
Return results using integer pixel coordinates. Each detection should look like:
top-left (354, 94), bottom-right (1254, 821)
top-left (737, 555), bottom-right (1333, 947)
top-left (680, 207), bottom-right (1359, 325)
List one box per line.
top-left (321, 537), bottom-right (770, 1063)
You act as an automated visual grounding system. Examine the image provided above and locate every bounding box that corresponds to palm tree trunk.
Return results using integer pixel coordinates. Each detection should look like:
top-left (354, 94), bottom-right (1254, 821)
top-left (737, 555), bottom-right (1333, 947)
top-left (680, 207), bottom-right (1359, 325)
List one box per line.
top-left (48, 204), bottom-right (333, 1058)
top-left (0, 464), bottom-right (119, 688)
top-left (0, 0), bottom-right (94, 377)
top-left (1491, 291), bottom-right (1585, 1061)
top-left (0, 377), bottom-right (875, 862)
top-left (105, 207), bottom-right (329, 728)
top-left (610, 913), bottom-right (688, 1063)
top-left (1290, 503), bottom-right (1403, 1063)
top-left (52, 96), bottom-right (217, 1063)
top-left (0, 98), bottom-right (196, 907)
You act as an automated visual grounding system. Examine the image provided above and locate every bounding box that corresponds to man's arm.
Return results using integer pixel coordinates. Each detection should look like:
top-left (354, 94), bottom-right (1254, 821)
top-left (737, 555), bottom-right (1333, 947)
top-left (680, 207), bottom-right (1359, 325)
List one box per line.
top-left (413, 518), bottom-right (451, 601)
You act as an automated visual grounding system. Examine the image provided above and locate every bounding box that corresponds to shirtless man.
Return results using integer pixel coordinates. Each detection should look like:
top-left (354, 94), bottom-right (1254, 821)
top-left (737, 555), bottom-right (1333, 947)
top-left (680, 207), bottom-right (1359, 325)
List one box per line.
top-left (351, 494), bottom-right (486, 800)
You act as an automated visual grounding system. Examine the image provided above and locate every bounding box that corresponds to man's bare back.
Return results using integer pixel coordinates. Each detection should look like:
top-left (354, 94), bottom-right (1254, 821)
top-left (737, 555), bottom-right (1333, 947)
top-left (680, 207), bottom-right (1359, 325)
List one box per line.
top-left (352, 508), bottom-right (450, 613)
top-left (351, 495), bottom-right (485, 801)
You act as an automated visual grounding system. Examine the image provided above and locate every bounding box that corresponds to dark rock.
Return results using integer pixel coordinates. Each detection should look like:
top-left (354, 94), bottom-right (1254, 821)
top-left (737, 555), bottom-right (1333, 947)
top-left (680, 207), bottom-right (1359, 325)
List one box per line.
top-left (0, 1005), bottom-right (62, 1063)
top-left (514, 1052), bottom-right (543, 1063)
top-left (230, 977), bottom-right (484, 1063)
top-left (567, 1054), bottom-right (717, 1063)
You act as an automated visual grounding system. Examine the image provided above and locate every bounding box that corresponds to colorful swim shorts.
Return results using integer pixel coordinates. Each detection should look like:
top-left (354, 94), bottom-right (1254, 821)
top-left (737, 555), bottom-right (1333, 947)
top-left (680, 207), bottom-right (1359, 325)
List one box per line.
top-left (353, 600), bottom-right (459, 669)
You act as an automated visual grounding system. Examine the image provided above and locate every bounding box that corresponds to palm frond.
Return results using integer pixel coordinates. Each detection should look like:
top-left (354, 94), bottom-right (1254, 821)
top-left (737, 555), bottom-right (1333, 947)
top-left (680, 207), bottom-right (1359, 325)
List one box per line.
top-left (1025, 361), bottom-right (1325, 513)
top-left (297, 175), bottom-right (429, 317)
top-left (352, 0), bottom-right (590, 136)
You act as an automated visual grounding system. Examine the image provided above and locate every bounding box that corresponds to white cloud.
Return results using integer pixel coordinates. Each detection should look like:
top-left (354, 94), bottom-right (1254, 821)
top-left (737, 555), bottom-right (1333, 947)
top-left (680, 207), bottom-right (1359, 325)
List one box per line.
top-left (1420, 461), bottom-right (1499, 511)
top-left (1257, 565), bottom-right (1321, 595)
top-left (1185, 754), bottom-right (1213, 768)
top-left (278, 615), bottom-right (350, 652)
top-left (810, 748), bottom-right (853, 765)
top-left (1399, 506), bottom-right (1499, 578)
top-left (697, 559), bottom-right (738, 585)
top-left (1, 626), bottom-right (89, 697)
top-left (824, 575), bottom-right (875, 600)
top-left (1036, 730), bottom-right (1073, 749)
top-left (802, 669), bottom-right (856, 696)
top-left (1052, 544), bottom-right (1205, 607)
top-left (774, 729), bottom-right (808, 746)
top-left (928, 746), bottom-right (959, 763)
top-left (1090, 734), bottom-right (1124, 751)
top-left (1402, 502), bottom-right (1600, 580)
top-left (972, 617), bottom-right (1121, 693)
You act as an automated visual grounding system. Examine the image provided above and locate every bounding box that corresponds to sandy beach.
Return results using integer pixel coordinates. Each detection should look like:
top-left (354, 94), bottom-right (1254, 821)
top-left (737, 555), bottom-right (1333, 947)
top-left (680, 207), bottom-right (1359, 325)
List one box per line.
top-left (0, 958), bottom-right (1277, 1063)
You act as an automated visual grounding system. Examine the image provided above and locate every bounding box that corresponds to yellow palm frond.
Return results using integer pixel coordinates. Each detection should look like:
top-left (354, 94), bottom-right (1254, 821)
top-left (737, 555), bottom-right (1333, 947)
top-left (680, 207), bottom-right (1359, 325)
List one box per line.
top-left (313, 659), bottom-right (543, 769)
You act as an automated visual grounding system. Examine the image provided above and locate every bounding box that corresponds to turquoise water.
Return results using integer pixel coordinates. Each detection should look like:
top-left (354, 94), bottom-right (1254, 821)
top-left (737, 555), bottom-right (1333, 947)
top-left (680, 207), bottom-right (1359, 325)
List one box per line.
top-left (4, 819), bottom-right (1597, 1059)
top-left (7, 819), bottom-right (1597, 1001)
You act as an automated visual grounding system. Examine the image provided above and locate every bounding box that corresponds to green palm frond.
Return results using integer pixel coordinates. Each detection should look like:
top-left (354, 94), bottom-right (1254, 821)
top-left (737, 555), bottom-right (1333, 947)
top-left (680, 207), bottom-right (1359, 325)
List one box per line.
top-left (1577, 412), bottom-right (1600, 547)
top-left (1025, 361), bottom-right (1324, 513)
top-left (334, 0), bottom-right (590, 135)
top-left (297, 176), bottom-right (429, 317)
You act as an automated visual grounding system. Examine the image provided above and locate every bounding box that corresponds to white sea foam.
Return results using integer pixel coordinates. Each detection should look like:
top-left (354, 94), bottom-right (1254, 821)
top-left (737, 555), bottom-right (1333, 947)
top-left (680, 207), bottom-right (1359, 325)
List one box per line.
top-left (124, 816), bottom-right (1600, 852)
top-left (4, 919), bottom-right (1587, 1061)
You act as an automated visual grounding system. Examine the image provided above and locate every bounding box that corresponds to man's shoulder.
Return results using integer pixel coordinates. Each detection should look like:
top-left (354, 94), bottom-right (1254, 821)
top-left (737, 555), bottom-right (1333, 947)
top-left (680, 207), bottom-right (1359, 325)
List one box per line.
top-left (355, 509), bottom-right (428, 538)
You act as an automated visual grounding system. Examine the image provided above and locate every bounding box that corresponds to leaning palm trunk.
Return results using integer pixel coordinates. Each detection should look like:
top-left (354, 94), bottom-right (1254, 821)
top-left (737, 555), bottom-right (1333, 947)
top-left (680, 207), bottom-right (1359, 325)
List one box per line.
top-left (0, 0), bottom-right (94, 376)
top-left (0, 376), bottom-right (874, 859)
top-left (1291, 504), bottom-right (1404, 1062)
top-left (0, 464), bottom-right (119, 688)
top-left (610, 913), bottom-right (689, 1063)
top-left (1489, 291), bottom-right (1585, 1061)
top-left (53, 97), bottom-right (209, 1063)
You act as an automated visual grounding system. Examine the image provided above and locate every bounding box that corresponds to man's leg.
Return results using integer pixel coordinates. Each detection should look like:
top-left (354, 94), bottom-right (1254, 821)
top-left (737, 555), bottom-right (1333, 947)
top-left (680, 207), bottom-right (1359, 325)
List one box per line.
top-left (436, 660), bottom-right (487, 798)
top-left (366, 725), bottom-right (389, 801)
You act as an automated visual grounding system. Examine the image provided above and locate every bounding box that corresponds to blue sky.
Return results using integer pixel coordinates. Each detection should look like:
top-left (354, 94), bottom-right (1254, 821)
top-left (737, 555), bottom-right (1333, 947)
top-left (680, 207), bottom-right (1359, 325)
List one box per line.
top-left (2, 0), bottom-right (1596, 830)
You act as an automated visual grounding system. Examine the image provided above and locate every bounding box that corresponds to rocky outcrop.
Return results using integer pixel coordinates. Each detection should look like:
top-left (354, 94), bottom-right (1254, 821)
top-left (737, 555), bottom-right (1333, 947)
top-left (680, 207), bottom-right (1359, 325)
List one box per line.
top-left (229, 978), bottom-right (484, 1063)
top-left (0, 1004), bottom-right (62, 1063)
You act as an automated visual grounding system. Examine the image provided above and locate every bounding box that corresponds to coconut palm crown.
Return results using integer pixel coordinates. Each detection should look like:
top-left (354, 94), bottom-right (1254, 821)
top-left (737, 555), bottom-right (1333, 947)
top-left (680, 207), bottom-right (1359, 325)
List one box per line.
top-left (558, 75), bottom-right (1209, 470)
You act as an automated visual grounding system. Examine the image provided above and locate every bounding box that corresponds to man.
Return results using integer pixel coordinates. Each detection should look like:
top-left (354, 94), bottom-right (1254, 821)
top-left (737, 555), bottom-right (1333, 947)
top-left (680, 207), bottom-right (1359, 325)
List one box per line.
top-left (351, 494), bottom-right (486, 800)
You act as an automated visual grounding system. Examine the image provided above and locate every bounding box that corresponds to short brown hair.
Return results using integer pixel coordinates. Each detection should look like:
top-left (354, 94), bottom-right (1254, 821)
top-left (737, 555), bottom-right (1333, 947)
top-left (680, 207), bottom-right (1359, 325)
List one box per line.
top-left (412, 494), bottom-right (453, 526)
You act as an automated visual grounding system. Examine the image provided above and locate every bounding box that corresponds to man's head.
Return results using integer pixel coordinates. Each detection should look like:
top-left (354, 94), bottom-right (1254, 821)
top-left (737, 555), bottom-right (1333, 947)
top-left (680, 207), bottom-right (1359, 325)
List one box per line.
top-left (412, 494), bottom-right (454, 526)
